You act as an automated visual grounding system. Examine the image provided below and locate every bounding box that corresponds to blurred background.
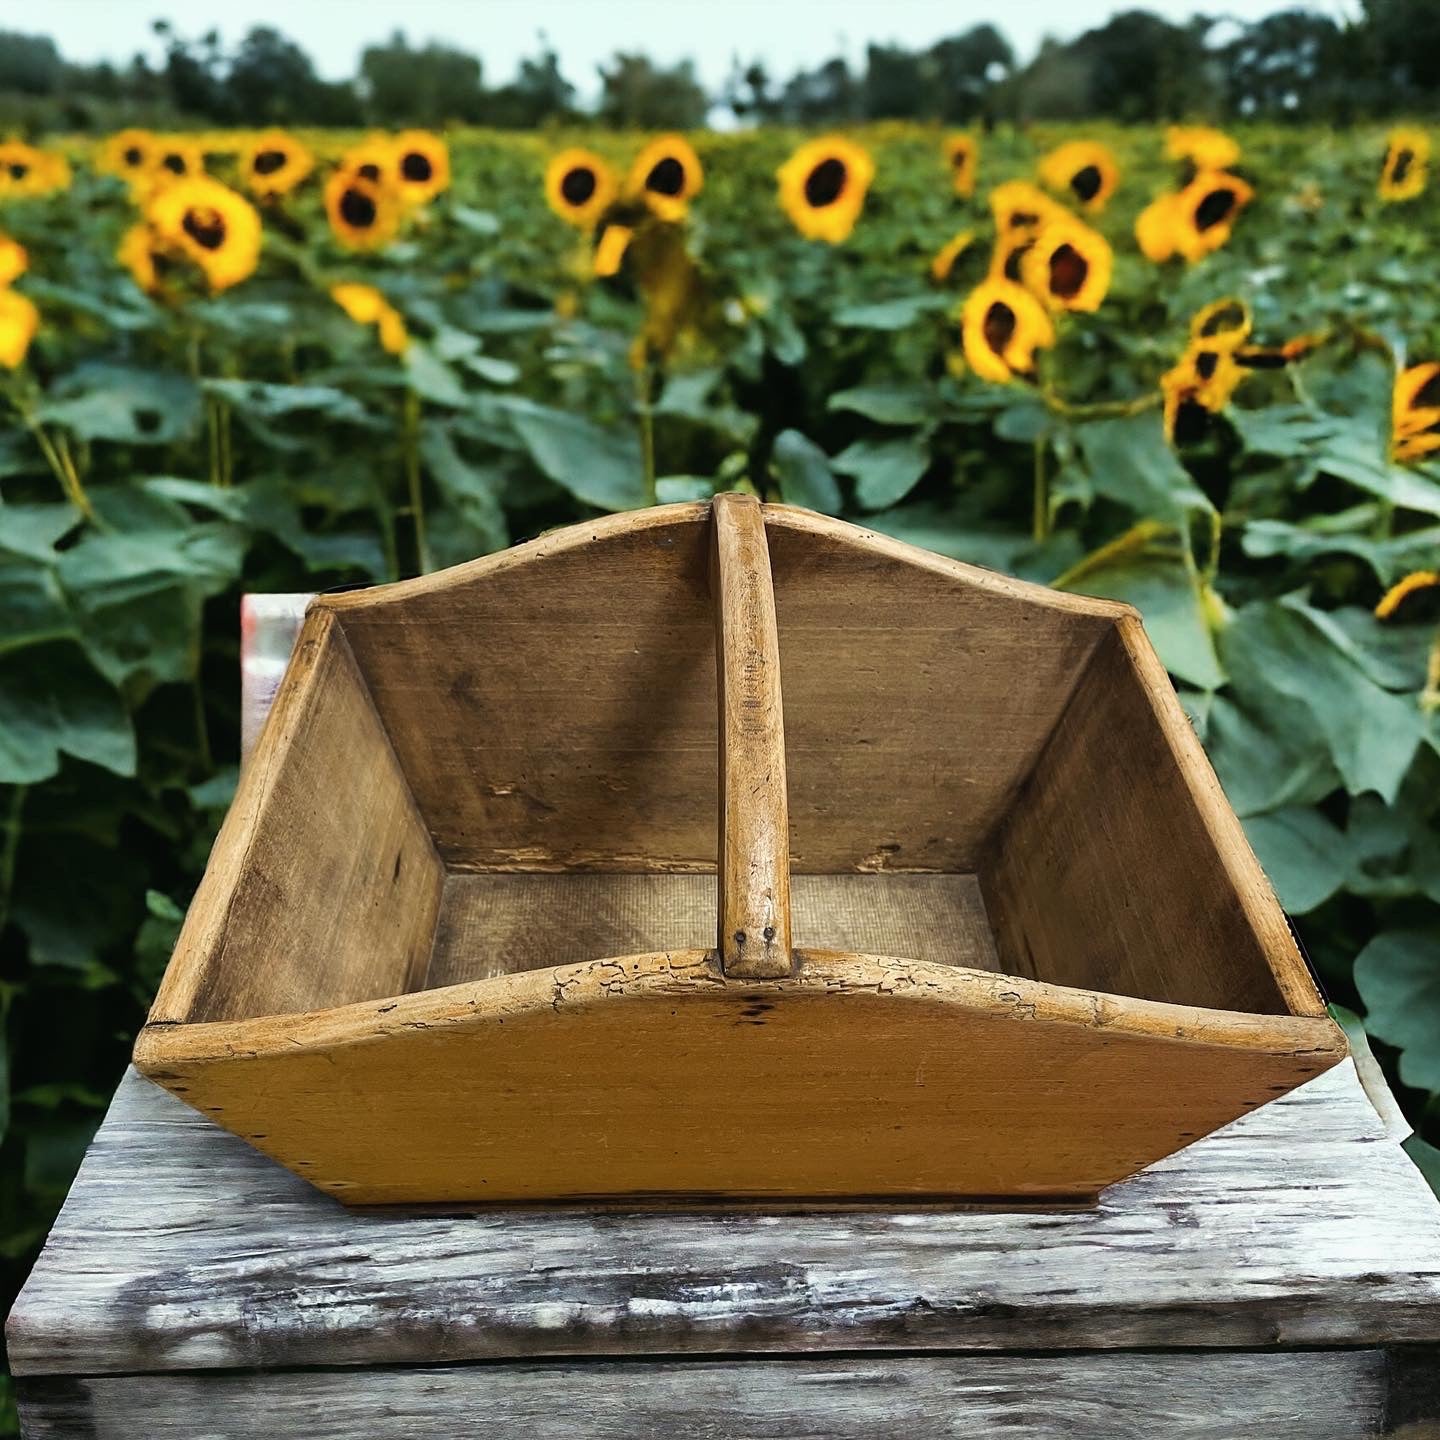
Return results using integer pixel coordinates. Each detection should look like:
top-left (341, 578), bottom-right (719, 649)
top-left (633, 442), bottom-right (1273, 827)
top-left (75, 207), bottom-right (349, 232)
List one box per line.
top-left (2, 1), bottom-right (1439, 1428)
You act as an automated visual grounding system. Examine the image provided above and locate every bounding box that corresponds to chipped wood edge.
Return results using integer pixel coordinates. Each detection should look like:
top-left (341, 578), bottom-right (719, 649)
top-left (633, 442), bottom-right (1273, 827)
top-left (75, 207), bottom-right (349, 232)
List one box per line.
top-left (712, 494), bottom-right (793, 978)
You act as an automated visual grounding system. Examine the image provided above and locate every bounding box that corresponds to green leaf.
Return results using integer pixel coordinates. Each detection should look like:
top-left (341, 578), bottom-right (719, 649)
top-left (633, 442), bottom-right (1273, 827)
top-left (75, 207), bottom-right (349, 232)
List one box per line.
top-left (1355, 929), bottom-right (1440, 1093)
top-left (404, 342), bottom-right (469, 408)
top-left (1243, 807), bottom-right (1349, 914)
top-left (832, 435), bottom-right (930, 511)
top-left (0, 643), bottom-right (135, 783)
top-left (38, 365), bottom-right (201, 445)
top-left (1075, 412), bottom-right (1212, 519)
top-left (0, 501), bottom-right (82, 561)
top-left (771, 430), bottom-right (841, 514)
top-left (419, 423), bottom-right (509, 556)
top-left (833, 294), bottom-right (946, 330)
top-left (1403, 1135), bottom-right (1440, 1196)
top-left (828, 383), bottom-right (933, 426)
top-left (1207, 694), bottom-right (1341, 816)
top-left (501, 399), bottom-right (647, 511)
top-left (206, 379), bottom-right (374, 426)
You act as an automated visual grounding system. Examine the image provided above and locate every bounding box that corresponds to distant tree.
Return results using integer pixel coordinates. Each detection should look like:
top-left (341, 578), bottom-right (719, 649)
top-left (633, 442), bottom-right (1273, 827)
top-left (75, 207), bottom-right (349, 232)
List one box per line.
top-left (153, 21), bottom-right (231, 121)
top-left (722, 58), bottom-right (783, 124)
top-left (1222, 9), bottom-right (1346, 120)
top-left (1068, 10), bottom-right (1211, 121)
top-left (227, 27), bottom-right (323, 124)
top-left (863, 43), bottom-right (929, 120)
top-left (597, 53), bottom-right (708, 129)
top-left (928, 25), bottom-right (1014, 123)
top-left (485, 39), bottom-right (576, 127)
top-left (1359, 0), bottom-right (1440, 110)
top-left (360, 30), bottom-right (484, 125)
top-left (0, 32), bottom-right (63, 95)
top-left (1007, 36), bottom-right (1094, 121)
top-left (780, 57), bottom-right (860, 124)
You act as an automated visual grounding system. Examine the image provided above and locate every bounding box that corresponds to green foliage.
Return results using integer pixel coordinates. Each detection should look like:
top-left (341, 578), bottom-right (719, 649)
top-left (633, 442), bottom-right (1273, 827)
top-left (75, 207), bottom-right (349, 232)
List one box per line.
top-left (1, 121), bottom-right (1439, 1433)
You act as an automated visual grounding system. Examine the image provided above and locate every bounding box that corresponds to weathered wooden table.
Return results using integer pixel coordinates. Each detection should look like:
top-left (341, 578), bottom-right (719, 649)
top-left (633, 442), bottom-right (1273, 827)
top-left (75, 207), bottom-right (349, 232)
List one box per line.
top-left (7, 1053), bottom-right (1440, 1436)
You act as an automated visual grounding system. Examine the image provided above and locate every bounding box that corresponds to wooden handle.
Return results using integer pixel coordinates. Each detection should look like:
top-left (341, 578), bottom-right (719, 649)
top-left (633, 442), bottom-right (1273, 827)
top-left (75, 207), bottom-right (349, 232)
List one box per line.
top-left (710, 493), bottom-right (794, 979)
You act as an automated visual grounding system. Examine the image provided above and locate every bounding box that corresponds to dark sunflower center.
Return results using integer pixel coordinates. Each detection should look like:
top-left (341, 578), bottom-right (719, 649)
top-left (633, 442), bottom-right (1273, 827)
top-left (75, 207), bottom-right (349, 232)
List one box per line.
top-left (357, 162), bottom-right (381, 182)
top-left (124, 146), bottom-right (143, 167)
top-left (1392, 149), bottom-right (1415, 183)
top-left (253, 149), bottom-right (287, 176)
top-left (339, 187), bottom-right (377, 228)
top-left (646, 155), bottom-right (685, 197)
top-left (1011, 210), bottom-right (1039, 228)
top-left (1200, 303), bottom-right (1245, 336)
top-left (162, 152), bottom-right (186, 175)
top-left (951, 149), bottom-right (969, 170)
top-left (1175, 398), bottom-right (1209, 444)
top-left (983, 300), bottom-right (1017, 356)
top-left (560, 166), bottom-right (597, 205)
top-left (1049, 244), bottom-right (1088, 299)
top-left (1415, 373), bottom-right (1440, 408)
top-left (1003, 242), bottom-right (1032, 282)
top-left (1071, 165), bottom-right (1102, 202)
top-left (1195, 350), bottom-right (1220, 381)
top-left (1196, 188), bottom-right (1236, 230)
top-left (182, 206), bottom-right (227, 251)
top-left (9, 162), bottom-right (28, 180)
top-left (401, 150), bottom-right (433, 183)
top-left (804, 157), bottom-right (848, 207)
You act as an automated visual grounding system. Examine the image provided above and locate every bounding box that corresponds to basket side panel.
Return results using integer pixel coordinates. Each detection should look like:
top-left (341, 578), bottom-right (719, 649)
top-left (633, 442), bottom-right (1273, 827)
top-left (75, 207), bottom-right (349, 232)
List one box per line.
top-left (147, 610), bottom-right (444, 1026)
top-left (136, 953), bottom-right (1344, 1204)
top-left (982, 619), bottom-right (1321, 1016)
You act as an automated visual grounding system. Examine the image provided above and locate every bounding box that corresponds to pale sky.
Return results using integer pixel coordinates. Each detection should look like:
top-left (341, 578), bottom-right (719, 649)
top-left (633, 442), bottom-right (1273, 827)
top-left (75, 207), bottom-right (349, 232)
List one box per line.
top-left (36, 0), bottom-right (1361, 97)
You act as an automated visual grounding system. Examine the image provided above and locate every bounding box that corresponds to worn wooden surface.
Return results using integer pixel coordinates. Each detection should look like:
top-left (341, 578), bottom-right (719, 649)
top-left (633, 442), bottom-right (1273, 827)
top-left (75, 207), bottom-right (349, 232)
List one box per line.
top-left (18, 1349), bottom-right (1434, 1439)
top-left (423, 872), bottom-right (1003, 985)
top-left (13, 1058), bottom-right (1439, 1378)
top-left (711, 492), bottom-right (793, 978)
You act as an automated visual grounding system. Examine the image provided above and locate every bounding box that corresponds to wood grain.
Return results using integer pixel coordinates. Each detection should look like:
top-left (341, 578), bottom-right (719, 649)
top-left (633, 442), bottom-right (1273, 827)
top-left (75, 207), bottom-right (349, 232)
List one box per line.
top-left (148, 609), bottom-right (444, 1025)
top-left (422, 872), bottom-right (1003, 985)
top-left (10, 1061), bottom-right (1440, 1378)
top-left (14, 1350), bottom-right (1403, 1438)
top-left (134, 948), bottom-right (1344, 1205)
top-left (712, 492), bottom-right (793, 978)
top-left (982, 616), bottom-right (1326, 1017)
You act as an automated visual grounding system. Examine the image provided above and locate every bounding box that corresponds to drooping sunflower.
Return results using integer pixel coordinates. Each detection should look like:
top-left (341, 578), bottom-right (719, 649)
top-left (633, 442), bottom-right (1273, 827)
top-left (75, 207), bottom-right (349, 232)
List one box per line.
top-left (1375, 571), bottom-right (1440, 621)
top-left (331, 282), bottom-right (409, 355)
top-left (942, 134), bottom-right (979, 198)
top-left (959, 277), bottom-right (1056, 385)
top-left (1379, 127), bottom-right (1429, 204)
top-left (1161, 343), bottom-right (1244, 442)
top-left (1037, 141), bottom-right (1119, 213)
top-left (117, 223), bottom-right (159, 292)
top-left (0, 142), bottom-right (70, 199)
top-left (776, 136), bottom-right (875, 244)
top-left (593, 221), bottom-right (635, 278)
top-left (1188, 297), bottom-right (1252, 350)
top-left (1135, 193), bottom-right (1181, 262)
top-left (1169, 171), bottom-right (1255, 262)
top-left (1165, 126), bottom-right (1241, 173)
top-left (626, 134), bottom-right (703, 222)
top-left (545, 148), bottom-right (617, 229)
top-left (0, 232), bottom-right (27, 286)
top-left (324, 169), bottom-right (401, 251)
top-left (929, 229), bottom-right (975, 283)
top-left (97, 128), bottom-right (157, 183)
top-left (0, 287), bottom-right (39, 368)
top-left (1235, 331), bottom-right (1327, 370)
top-left (1392, 362), bottom-right (1440, 463)
top-left (147, 176), bottom-right (262, 292)
top-left (989, 179), bottom-right (1067, 234)
top-left (989, 226), bottom-right (1037, 284)
top-left (1020, 216), bottom-right (1113, 313)
top-left (241, 130), bottom-right (315, 200)
top-left (393, 130), bottom-right (451, 206)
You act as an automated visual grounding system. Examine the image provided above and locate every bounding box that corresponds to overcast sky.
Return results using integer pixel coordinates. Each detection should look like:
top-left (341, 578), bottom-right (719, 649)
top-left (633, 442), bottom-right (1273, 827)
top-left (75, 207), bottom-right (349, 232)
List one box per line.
top-left (38, 0), bottom-right (1362, 95)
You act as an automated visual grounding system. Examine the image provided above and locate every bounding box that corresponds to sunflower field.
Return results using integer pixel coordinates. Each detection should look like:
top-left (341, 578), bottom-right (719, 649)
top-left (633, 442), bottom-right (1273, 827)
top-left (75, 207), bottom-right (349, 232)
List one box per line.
top-left (2, 116), bottom-right (1440, 1405)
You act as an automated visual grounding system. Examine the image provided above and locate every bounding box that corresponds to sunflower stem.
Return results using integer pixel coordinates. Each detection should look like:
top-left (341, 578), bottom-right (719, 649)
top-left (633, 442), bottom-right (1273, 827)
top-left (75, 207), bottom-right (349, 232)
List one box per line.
top-left (1041, 386), bottom-right (1160, 421)
top-left (636, 358), bottom-right (657, 506)
top-left (9, 387), bottom-right (95, 521)
top-left (1032, 437), bottom-right (1049, 544)
top-left (402, 388), bottom-right (431, 574)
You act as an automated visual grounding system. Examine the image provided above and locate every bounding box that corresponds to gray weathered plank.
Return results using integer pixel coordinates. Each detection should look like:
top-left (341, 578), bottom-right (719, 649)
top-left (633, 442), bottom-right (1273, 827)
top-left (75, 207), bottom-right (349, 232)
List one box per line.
top-left (8, 1060), bottom-right (1440, 1376)
top-left (13, 1351), bottom-right (1395, 1439)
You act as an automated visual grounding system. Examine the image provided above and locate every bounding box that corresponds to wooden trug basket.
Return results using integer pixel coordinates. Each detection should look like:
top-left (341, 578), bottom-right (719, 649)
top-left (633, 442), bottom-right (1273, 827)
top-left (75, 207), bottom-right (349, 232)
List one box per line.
top-left (135, 495), bottom-right (1347, 1207)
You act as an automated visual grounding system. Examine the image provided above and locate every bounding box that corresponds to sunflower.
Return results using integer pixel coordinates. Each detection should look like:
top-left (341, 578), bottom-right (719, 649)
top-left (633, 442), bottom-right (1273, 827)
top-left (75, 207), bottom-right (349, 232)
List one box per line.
top-left (338, 137), bottom-right (397, 190)
top-left (1379, 127), bottom-right (1429, 204)
top-left (626, 134), bottom-right (703, 222)
top-left (1038, 141), bottom-right (1119, 213)
top-left (1170, 171), bottom-right (1255, 262)
top-left (942, 134), bottom-right (979, 198)
top-left (959, 277), bottom-right (1056, 385)
top-left (1161, 344), bottom-right (1244, 442)
top-left (241, 130), bottom-right (314, 200)
top-left (0, 287), bottom-right (38, 368)
top-left (777, 136), bottom-right (875, 244)
top-left (593, 221), bottom-right (635, 278)
top-left (929, 229), bottom-right (975, 283)
top-left (989, 227), bottom-right (1037, 284)
top-left (1392, 362), bottom-right (1440, 463)
top-left (1165, 126), bottom-right (1241, 173)
top-left (151, 139), bottom-right (205, 185)
top-left (989, 179), bottom-right (1067, 234)
top-left (117, 223), bottom-right (159, 292)
top-left (393, 130), bottom-right (451, 205)
top-left (1020, 216), bottom-right (1112, 313)
top-left (1235, 331), bottom-right (1327, 370)
top-left (324, 169), bottom-right (400, 251)
top-left (544, 148), bottom-right (617, 228)
top-left (0, 142), bottom-right (70, 199)
top-left (147, 176), bottom-right (262, 291)
top-left (331, 282), bottom-right (409, 355)
top-left (1188, 297), bottom-right (1252, 350)
top-left (97, 128), bottom-right (157, 182)
top-left (1375, 571), bottom-right (1440, 621)
top-left (0, 232), bottom-right (27, 286)
top-left (1135, 193), bottom-right (1182, 262)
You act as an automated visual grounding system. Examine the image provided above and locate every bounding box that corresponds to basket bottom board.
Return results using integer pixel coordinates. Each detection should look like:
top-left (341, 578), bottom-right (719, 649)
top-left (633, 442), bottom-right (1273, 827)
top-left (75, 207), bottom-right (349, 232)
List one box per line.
top-left (423, 872), bottom-right (1002, 989)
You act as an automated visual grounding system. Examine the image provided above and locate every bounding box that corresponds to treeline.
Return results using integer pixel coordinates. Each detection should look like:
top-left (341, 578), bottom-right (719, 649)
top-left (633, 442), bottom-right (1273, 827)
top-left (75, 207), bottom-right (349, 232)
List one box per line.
top-left (1, 1), bottom-right (1437, 134)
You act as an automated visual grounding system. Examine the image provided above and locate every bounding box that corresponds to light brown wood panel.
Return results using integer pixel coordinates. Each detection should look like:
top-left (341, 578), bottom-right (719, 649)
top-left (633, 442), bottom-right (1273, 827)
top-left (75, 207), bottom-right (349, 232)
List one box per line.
top-left (711, 492), bottom-right (793, 977)
top-left (318, 504), bottom-right (718, 871)
top-left (136, 950), bottom-right (1345, 1205)
top-left (422, 872), bottom-right (1003, 986)
top-left (982, 615), bottom-right (1325, 1017)
top-left (762, 505), bottom-right (1126, 872)
top-left (149, 609), bottom-right (444, 1026)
